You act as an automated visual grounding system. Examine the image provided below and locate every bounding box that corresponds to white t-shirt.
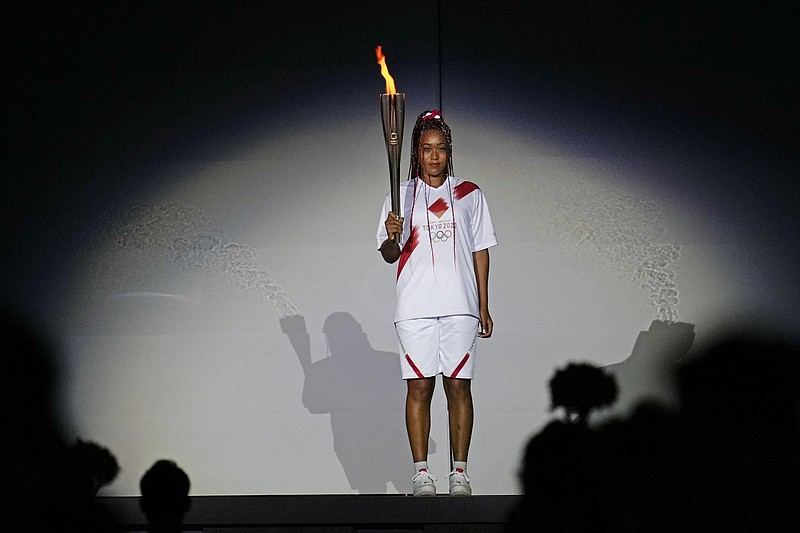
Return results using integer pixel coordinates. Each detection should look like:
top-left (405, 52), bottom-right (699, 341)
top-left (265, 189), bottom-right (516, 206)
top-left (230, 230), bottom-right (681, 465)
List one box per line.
top-left (376, 176), bottom-right (498, 322)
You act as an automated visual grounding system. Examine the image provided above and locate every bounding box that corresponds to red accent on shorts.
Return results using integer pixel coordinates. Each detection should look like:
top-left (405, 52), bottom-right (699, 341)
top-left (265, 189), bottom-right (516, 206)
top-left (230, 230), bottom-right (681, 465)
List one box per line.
top-left (454, 181), bottom-right (479, 200)
top-left (450, 352), bottom-right (471, 378)
top-left (397, 226), bottom-right (420, 281)
top-left (405, 354), bottom-right (425, 379)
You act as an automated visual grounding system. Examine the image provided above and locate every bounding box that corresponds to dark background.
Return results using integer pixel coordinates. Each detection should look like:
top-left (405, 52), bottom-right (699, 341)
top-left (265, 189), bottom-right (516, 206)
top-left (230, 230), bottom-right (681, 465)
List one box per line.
top-left (3, 0), bottom-right (798, 309)
top-left (2, 0), bottom-right (799, 499)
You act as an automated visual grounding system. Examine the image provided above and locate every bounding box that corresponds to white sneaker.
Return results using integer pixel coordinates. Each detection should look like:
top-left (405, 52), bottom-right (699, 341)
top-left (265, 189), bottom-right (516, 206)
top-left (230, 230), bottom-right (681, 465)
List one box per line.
top-left (447, 469), bottom-right (471, 496)
top-left (412, 470), bottom-right (437, 496)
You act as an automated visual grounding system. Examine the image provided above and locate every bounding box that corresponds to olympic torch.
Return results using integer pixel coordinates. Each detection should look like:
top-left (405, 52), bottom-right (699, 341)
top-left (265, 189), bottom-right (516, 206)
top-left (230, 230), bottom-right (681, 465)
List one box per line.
top-left (376, 46), bottom-right (405, 244)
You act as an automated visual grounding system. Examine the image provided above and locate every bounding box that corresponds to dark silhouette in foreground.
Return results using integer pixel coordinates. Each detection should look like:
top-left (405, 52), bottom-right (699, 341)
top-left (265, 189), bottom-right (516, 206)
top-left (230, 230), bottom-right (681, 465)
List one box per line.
top-left (549, 362), bottom-right (618, 426)
top-left (140, 459), bottom-right (191, 533)
top-left (508, 329), bottom-right (800, 532)
top-left (67, 439), bottom-right (120, 499)
top-left (1, 310), bottom-right (118, 531)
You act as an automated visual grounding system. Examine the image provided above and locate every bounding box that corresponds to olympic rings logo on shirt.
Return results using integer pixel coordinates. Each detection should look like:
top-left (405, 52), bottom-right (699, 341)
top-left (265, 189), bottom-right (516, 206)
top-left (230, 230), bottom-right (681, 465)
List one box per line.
top-left (430, 229), bottom-right (453, 242)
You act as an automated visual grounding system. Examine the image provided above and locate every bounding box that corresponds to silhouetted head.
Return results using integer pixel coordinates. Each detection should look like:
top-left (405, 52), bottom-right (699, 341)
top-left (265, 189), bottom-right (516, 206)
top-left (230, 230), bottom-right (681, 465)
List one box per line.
top-left (140, 459), bottom-right (191, 528)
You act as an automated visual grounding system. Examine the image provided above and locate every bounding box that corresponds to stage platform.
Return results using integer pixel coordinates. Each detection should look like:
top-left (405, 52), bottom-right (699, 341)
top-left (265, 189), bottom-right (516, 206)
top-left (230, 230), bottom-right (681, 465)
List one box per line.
top-left (100, 494), bottom-right (521, 532)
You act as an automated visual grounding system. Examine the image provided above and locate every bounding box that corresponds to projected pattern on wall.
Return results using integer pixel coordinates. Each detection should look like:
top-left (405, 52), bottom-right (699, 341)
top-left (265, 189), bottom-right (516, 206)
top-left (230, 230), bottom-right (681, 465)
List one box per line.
top-left (93, 202), bottom-right (299, 319)
top-left (549, 180), bottom-right (680, 322)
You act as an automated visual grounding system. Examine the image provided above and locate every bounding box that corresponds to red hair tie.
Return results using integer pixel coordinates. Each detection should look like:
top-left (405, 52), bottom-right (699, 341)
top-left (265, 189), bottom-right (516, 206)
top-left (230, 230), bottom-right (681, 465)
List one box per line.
top-left (422, 110), bottom-right (442, 120)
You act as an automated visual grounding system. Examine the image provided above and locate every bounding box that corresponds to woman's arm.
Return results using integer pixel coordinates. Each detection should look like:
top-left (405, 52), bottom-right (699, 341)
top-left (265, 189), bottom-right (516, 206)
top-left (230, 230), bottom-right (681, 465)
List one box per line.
top-left (473, 248), bottom-right (493, 337)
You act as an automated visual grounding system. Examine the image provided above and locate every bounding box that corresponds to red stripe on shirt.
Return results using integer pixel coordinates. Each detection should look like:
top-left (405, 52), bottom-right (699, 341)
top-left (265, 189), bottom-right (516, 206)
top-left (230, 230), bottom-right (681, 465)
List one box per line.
top-left (454, 181), bottom-right (479, 200)
top-left (397, 225), bottom-right (420, 281)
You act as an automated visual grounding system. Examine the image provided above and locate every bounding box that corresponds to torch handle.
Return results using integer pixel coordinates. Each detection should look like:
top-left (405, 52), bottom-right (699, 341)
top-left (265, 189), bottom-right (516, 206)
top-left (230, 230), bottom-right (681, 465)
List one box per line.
top-left (389, 143), bottom-right (402, 244)
top-left (381, 93), bottom-right (405, 245)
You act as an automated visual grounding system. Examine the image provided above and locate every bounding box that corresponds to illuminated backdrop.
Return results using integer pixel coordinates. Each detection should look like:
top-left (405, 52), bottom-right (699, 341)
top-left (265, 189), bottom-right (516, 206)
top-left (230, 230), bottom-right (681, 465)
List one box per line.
top-left (3, 2), bottom-right (797, 495)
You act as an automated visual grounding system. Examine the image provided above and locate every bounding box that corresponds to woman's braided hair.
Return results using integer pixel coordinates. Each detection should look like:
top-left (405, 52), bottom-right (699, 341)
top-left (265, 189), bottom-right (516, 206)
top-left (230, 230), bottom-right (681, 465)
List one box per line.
top-left (407, 109), bottom-right (454, 180)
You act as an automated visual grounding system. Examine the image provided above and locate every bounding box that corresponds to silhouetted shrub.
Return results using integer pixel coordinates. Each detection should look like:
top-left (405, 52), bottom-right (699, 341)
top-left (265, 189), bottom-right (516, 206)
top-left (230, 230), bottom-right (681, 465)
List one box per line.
top-left (549, 362), bottom-right (618, 425)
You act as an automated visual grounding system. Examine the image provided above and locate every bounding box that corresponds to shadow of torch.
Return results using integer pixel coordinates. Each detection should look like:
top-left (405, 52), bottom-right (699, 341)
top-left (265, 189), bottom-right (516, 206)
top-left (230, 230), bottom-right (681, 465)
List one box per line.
top-left (376, 46), bottom-right (405, 244)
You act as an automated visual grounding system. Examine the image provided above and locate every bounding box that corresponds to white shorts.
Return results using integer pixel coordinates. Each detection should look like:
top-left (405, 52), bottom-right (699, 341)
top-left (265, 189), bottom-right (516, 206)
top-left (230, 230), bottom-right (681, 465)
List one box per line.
top-left (395, 315), bottom-right (480, 380)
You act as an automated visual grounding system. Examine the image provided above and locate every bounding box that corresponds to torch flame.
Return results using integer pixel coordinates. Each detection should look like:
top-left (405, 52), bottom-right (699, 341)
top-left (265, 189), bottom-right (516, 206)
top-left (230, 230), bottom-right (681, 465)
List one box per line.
top-left (375, 45), bottom-right (397, 94)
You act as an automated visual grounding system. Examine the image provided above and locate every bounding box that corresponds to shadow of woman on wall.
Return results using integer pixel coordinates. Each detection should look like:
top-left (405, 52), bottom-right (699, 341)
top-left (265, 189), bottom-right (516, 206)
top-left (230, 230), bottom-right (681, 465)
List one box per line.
top-left (281, 312), bottom-right (435, 493)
